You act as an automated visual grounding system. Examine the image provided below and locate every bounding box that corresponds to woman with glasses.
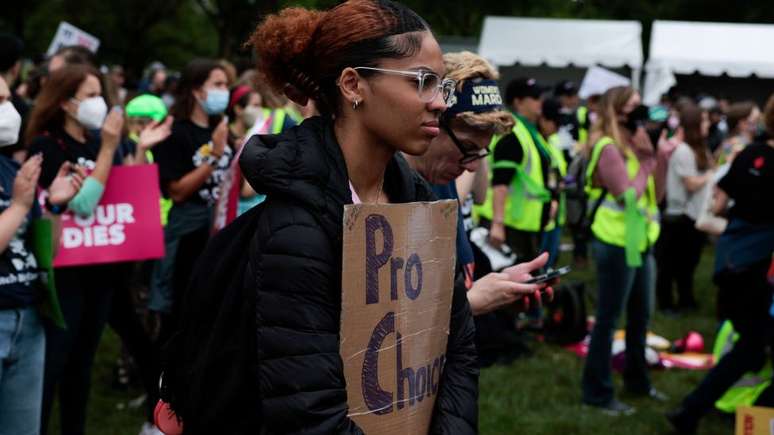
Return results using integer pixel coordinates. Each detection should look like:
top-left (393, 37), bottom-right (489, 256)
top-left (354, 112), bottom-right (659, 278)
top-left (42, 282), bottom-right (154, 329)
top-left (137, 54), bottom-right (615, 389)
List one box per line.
top-left (403, 51), bottom-right (555, 367)
top-left (163, 1), bottom-right (478, 433)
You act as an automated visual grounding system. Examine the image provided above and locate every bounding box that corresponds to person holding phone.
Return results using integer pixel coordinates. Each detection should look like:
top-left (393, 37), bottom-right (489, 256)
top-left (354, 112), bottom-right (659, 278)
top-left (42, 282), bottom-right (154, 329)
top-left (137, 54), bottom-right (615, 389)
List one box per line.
top-left (580, 86), bottom-right (668, 415)
top-left (25, 63), bottom-right (125, 434)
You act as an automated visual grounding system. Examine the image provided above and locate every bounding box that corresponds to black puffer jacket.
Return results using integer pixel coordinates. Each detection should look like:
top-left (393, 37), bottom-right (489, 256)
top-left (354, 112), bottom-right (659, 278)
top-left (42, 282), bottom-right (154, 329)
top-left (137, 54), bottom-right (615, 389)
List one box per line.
top-left (240, 116), bottom-right (479, 434)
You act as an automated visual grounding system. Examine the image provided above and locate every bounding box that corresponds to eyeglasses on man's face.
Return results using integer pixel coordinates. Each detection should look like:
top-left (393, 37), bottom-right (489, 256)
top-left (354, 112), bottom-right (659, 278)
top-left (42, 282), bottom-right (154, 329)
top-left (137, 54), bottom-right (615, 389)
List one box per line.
top-left (353, 67), bottom-right (456, 106)
top-left (440, 118), bottom-right (490, 164)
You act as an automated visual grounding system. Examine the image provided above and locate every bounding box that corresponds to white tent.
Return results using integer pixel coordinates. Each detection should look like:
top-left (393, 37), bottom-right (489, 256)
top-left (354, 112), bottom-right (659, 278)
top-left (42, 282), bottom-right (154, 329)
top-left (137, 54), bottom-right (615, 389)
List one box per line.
top-left (644, 20), bottom-right (774, 105)
top-left (478, 16), bottom-right (643, 88)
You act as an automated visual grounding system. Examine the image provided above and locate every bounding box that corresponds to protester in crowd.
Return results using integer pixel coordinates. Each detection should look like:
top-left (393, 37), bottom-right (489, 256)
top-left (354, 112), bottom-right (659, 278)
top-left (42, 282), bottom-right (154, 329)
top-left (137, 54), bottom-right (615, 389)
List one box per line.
top-left (225, 84), bottom-right (267, 215)
top-left (401, 50), bottom-right (556, 366)
top-left (0, 73), bottom-right (84, 435)
top-left (580, 86), bottom-right (667, 415)
top-left (142, 64), bottom-right (167, 97)
top-left (656, 104), bottom-right (714, 313)
top-left (108, 65), bottom-right (128, 105)
top-left (717, 101), bottom-right (760, 164)
top-left (476, 77), bottom-right (555, 262)
top-left (149, 58), bottom-right (232, 342)
top-left (553, 80), bottom-right (584, 158)
top-left (160, 73), bottom-right (179, 109)
top-left (0, 33), bottom-right (29, 161)
top-left (668, 94), bottom-right (774, 435)
top-left (165, 2), bottom-right (479, 432)
top-left (707, 105), bottom-right (727, 154)
top-left (24, 63), bottom-right (125, 434)
top-left (537, 97), bottom-right (568, 267)
top-left (122, 94), bottom-right (173, 166)
top-left (236, 79), bottom-right (299, 216)
top-left (227, 84), bottom-right (261, 142)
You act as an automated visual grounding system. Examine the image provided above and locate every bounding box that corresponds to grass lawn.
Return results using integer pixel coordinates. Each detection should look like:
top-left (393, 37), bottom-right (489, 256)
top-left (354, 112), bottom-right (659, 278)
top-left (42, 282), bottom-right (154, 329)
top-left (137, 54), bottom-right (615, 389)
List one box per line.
top-left (49, 245), bottom-right (733, 435)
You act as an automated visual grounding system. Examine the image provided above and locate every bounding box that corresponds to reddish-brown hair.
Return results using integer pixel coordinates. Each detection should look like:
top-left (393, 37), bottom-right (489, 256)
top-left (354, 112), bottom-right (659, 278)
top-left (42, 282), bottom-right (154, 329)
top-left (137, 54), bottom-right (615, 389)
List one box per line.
top-left (25, 64), bottom-right (100, 145)
top-left (247, 0), bottom-right (430, 116)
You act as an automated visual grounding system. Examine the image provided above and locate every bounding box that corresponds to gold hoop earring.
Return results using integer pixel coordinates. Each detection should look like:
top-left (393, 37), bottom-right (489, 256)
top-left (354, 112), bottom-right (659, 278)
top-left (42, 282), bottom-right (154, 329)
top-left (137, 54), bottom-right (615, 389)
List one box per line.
top-left (352, 99), bottom-right (360, 110)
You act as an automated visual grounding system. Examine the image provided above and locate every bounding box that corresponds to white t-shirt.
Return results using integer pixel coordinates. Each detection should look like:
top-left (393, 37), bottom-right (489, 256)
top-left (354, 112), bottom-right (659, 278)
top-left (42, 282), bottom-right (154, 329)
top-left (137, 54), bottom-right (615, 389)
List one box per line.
top-left (665, 143), bottom-right (708, 220)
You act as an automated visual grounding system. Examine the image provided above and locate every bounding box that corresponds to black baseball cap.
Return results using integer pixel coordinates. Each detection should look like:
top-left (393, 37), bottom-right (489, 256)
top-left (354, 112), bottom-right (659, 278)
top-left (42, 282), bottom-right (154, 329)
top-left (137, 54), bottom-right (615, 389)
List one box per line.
top-left (554, 80), bottom-right (578, 97)
top-left (505, 77), bottom-right (548, 103)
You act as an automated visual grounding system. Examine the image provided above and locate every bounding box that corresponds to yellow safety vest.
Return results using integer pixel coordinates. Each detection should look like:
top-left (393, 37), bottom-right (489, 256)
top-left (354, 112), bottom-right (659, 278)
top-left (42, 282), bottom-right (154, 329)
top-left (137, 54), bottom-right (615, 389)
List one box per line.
top-left (476, 116), bottom-right (550, 232)
top-left (544, 133), bottom-right (567, 231)
top-left (262, 108), bottom-right (287, 134)
top-left (585, 136), bottom-right (660, 251)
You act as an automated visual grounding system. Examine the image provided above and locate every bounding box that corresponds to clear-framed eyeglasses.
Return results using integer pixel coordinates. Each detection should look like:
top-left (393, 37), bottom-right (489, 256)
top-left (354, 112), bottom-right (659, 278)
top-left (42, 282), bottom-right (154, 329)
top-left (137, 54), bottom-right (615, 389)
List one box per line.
top-left (353, 67), bottom-right (457, 105)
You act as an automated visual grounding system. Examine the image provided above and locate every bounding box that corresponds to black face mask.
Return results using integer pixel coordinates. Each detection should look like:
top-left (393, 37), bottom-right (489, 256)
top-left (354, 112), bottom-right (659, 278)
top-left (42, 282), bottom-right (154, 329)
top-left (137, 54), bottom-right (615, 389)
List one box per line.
top-left (623, 105), bottom-right (650, 133)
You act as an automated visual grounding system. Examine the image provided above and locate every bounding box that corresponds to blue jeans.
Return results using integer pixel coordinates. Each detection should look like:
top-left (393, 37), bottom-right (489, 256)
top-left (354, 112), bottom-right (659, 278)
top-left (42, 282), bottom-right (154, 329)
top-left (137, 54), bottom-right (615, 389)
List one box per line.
top-left (539, 227), bottom-right (562, 268)
top-left (582, 238), bottom-right (654, 405)
top-left (0, 306), bottom-right (45, 435)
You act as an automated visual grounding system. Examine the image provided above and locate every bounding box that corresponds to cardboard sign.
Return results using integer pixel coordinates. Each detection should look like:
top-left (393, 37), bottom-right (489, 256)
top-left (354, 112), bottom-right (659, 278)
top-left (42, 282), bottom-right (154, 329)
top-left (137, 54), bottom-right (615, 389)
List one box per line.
top-left (54, 164), bottom-right (164, 267)
top-left (340, 200), bottom-right (458, 434)
top-left (737, 407), bottom-right (774, 435)
top-left (47, 22), bottom-right (100, 56)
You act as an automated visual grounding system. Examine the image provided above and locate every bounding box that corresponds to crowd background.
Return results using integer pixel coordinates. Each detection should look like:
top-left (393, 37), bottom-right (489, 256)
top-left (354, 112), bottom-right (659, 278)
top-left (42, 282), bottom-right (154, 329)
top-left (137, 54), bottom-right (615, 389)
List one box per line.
top-left (0, 2), bottom-right (772, 435)
top-left (4, 0), bottom-right (774, 85)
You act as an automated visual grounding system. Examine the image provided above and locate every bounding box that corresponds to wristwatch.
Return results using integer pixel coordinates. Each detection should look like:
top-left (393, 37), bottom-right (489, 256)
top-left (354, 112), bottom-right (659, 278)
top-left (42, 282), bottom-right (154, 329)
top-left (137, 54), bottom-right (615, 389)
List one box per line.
top-left (45, 198), bottom-right (67, 215)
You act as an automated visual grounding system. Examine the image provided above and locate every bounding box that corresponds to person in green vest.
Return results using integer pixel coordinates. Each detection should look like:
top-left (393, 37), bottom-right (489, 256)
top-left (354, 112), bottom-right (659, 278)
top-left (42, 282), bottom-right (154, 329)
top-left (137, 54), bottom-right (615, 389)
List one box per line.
top-left (477, 77), bottom-right (556, 261)
top-left (580, 86), bottom-right (667, 415)
top-left (537, 97), bottom-right (568, 267)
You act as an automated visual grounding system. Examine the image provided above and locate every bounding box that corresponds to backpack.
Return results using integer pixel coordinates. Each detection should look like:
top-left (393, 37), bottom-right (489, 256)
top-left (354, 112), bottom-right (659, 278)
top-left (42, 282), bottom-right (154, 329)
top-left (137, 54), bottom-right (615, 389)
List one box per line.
top-left (159, 203), bottom-right (265, 435)
top-left (564, 152), bottom-right (607, 237)
top-left (543, 282), bottom-right (588, 345)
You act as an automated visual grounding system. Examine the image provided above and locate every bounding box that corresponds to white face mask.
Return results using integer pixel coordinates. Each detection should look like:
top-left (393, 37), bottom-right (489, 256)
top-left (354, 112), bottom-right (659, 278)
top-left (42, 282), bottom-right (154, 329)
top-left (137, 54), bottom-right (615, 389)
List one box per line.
top-left (0, 101), bottom-right (21, 146)
top-left (241, 105), bottom-right (263, 129)
top-left (73, 96), bottom-right (108, 130)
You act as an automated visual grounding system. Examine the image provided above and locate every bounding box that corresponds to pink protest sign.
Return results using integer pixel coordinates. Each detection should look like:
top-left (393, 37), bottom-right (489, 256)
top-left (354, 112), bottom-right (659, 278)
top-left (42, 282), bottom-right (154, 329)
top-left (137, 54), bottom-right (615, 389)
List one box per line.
top-left (54, 164), bottom-right (164, 267)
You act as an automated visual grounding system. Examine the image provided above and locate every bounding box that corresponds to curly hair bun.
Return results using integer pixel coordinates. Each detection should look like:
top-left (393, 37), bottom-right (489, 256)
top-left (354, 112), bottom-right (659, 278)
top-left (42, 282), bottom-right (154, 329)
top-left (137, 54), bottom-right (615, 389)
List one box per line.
top-left (248, 8), bottom-right (324, 98)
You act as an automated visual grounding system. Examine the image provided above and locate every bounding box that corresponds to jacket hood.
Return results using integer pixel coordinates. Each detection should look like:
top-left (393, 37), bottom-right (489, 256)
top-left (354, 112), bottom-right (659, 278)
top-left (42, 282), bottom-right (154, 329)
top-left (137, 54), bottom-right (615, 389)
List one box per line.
top-left (240, 116), bottom-right (350, 214)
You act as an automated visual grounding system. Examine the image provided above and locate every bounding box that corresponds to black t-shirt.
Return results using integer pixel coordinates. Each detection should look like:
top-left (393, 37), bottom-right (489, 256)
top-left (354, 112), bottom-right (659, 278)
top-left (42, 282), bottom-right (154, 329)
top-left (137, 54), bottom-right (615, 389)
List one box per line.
top-left (27, 128), bottom-right (101, 189)
top-left (0, 155), bottom-right (43, 308)
top-left (717, 142), bottom-right (774, 225)
top-left (153, 120), bottom-right (233, 207)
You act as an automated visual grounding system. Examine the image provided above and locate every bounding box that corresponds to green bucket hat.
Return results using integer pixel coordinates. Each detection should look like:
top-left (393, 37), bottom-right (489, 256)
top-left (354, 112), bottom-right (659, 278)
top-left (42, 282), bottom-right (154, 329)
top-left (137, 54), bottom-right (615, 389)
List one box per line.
top-left (125, 94), bottom-right (167, 122)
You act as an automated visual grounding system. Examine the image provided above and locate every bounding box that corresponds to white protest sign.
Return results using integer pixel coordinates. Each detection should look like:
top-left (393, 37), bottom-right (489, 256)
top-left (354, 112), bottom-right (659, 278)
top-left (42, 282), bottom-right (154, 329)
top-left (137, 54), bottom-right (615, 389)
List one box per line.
top-left (47, 22), bottom-right (100, 57)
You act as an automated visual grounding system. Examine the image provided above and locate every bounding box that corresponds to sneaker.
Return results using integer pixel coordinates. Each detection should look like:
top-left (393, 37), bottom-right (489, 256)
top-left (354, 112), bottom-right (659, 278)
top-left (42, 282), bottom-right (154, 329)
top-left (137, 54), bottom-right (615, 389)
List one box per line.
top-left (139, 422), bottom-right (165, 435)
top-left (646, 388), bottom-right (669, 402)
top-left (626, 387), bottom-right (669, 402)
top-left (585, 398), bottom-right (636, 416)
top-left (666, 407), bottom-right (698, 434)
